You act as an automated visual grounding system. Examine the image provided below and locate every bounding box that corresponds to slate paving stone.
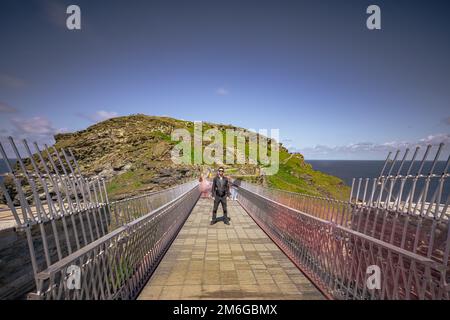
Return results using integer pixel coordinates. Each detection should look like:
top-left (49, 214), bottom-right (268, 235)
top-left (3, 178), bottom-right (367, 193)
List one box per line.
top-left (138, 199), bottom-right (324, 300)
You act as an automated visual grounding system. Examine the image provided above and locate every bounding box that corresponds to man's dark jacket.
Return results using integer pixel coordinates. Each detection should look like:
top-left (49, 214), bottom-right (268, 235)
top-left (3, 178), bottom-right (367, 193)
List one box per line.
top-left (211, 176), bottom-right (231, 198)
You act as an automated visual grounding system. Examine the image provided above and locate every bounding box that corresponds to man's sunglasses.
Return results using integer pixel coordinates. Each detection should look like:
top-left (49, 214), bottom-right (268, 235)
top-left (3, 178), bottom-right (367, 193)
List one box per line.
top-left (218, 170), bottom-right (224, 172)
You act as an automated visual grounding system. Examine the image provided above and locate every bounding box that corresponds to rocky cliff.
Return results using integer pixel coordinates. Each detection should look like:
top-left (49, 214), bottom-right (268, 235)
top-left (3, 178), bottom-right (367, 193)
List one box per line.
top-left (3, 114), bottom-right (350, 202)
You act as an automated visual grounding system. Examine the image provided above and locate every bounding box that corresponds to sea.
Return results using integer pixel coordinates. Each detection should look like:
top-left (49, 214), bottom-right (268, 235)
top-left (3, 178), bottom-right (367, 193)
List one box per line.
top-left (307, 160), bottom-right (449, 204)
top-left (1, 159), bottom-right (448, 203)
top-left (0, 159), bottom-right (14, 182)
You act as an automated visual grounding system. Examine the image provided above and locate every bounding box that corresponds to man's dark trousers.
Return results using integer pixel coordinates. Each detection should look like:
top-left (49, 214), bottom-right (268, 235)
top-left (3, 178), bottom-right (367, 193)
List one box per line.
top-left (212, 195), bottom-right (228, 221)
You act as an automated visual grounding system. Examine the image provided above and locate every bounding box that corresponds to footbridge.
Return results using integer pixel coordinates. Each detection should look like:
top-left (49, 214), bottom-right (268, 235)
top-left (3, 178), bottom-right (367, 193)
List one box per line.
top-left (0, 138), bottom-right (449, 300)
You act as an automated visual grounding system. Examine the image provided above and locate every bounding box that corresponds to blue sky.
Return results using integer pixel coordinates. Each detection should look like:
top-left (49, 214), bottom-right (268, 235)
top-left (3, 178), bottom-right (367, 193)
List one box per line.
top-left (0, 0), bottom-right (449, 160)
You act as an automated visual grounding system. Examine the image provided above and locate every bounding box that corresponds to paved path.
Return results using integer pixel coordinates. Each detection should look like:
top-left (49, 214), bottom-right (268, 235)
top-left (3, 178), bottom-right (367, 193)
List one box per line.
top-left (138, 198), bottom-right (324, 300)
top-left (0, 209), bottom-right (17, 230)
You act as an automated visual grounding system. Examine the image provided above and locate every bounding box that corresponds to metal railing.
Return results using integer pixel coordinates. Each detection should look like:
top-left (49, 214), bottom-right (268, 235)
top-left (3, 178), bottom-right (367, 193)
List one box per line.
top-left (0, 137), bottom-right (200, 299)
top-left (235, 144), bottom-right (449, 299)
top-left (29, 183), bottom-right (200, 300)
top-left (236, 185), bottom-right (449, 300)
top-left (107, 181), bottom-right (199, 229)
top-left (348, 144), bottom-right (449, 219)
top-left (346, 145), bottom-right (450, 281)
top-left (237, 145), bottom-right (450, 267)
top-left (237, 181), bottom-right (354, 227)
top-left (0, 137), bottom-right (110, 228)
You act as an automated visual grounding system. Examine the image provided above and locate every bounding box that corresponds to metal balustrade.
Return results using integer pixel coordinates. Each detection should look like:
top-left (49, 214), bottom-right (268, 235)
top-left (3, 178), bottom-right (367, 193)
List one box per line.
top-left (235, 144), bottom-right (450, 300)
top-left (237, 144), bottom-right (450, 269)
top-left (2, 135), bottom-right (449, 300)
top-left (237, 181), bottom-right (354, 227)
top-left (0, 137), bottom-right (110, 228)
top-left (0, 137), bottom-right (200, 299)
top-left (236, 185), bottom-right (448, 299)
top-left (108, 181), bottom-right (199, 229)
top-left (348, 144), bottom-right (449, 219)
top-left (28, 183), bottom-right (200, 300)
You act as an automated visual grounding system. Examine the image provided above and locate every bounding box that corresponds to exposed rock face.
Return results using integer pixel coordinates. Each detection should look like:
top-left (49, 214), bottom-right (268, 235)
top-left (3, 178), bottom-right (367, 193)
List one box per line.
top-left (50, 114), bottom-right (276, 200)
top-left (1, 114), bottom-right (349, 203)
top-left (54, 115), bottom-right (181, 176)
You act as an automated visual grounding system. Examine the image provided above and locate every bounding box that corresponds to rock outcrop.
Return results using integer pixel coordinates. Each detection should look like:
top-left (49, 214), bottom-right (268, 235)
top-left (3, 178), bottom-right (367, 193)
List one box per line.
top-left (2, 114), bottom-right (350, 202)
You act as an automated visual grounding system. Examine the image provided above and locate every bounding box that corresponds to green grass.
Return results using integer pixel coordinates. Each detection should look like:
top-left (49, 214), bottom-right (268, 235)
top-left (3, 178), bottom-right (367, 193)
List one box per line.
top-left (107, 169), bottom-right (149, 199)
top-left (266, 148), bottom-right (349, 200)
top-left (51, 114), bottom-right (350, 201)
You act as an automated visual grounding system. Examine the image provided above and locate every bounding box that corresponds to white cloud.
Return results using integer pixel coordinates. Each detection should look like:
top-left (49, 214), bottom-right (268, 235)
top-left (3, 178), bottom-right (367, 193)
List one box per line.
top-left (418, 133), bottom-right (450, 145)
top-left (216, 87), bottom-right (229, 96)
top-left (0, 133), bottom-right (57, 159)
top-left (294, 133), bottom-right (450, 159)
top-left (11, 117), bottom-right (56, 135)
top-left (56, 127), bottom-right (69, 134)
top-left (280, 138), bottom-right (294, 149)
top-left (77, 110), bottom-right (119, 123)
top-left (94, 110), bottom-right (118, 121)
top-left (1, 116), bottom-right (68, 158)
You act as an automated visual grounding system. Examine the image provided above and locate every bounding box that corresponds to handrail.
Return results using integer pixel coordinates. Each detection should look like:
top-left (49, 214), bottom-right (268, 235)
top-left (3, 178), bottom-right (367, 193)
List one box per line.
top-left (30, 182), bottom-right (200, 299)
top-left (37, 184), bottom-right (197, 279)
top-left (237, 185), bottom-right (437, 267)
top-left (236, 183), bottom-right (449, 300)
top-left (109, 180), bottom-right (196, 204)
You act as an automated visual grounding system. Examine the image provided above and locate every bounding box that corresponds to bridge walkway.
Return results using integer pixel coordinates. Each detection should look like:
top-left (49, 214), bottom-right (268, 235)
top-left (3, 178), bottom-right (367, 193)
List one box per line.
top-left (138, 198), bottom-right (324, 300)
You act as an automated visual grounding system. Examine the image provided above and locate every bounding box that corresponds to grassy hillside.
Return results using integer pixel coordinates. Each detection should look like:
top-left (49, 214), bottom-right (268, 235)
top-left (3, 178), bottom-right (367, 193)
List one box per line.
top-left (266, 149), bottom-right (348, 200)
top-left (49, 114), bottom-right (350, 200)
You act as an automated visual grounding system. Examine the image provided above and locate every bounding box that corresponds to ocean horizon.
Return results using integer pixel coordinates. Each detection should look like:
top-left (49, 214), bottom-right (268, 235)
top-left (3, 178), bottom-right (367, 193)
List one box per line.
top-left (307, 160), bottom-right (449, 203)
top-left (1, 159), bottom-right (448, 203)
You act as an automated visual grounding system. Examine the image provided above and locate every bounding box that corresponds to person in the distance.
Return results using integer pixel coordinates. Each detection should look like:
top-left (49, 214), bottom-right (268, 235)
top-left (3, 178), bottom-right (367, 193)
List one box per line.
top-left (210, 167), bottom-right (231, 225)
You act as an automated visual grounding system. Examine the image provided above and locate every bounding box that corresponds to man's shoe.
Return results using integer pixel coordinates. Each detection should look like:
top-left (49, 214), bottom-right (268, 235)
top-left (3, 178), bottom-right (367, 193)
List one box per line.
top-left (224, 219), bottom-right (230, 225)
top-left (210, 220), bottom-right (216, 225)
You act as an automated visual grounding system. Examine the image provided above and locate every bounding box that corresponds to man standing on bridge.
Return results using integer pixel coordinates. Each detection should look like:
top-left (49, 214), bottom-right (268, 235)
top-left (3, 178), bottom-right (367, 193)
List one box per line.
top-left (210, 167), bottom-right (231, 225)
